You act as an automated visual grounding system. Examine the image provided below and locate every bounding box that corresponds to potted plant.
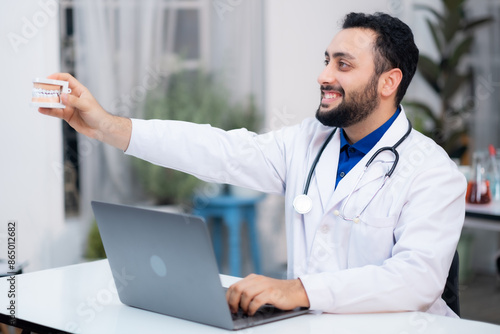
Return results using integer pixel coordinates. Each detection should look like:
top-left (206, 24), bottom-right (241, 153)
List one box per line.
top-left (133, 69), bottom-right (262, 206)
top-left (85, 220), bottom-right (107, 260)
top-left (404, 0), bottom-right (492, 161)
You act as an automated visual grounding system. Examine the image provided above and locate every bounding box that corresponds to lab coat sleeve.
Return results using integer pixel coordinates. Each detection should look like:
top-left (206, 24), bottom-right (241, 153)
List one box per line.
top-left (124, 118), bottom-right (291, 194)
top-left (299, 159), bottom-right (467, 314)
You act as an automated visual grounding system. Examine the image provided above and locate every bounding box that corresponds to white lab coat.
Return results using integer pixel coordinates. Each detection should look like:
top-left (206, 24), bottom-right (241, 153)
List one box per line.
top-left (125, 108), bottom-right (466, 317)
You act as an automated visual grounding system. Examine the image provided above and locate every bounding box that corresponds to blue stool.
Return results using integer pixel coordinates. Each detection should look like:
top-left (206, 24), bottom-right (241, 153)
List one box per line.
top-left (193, 195), bottom-right (264, 277)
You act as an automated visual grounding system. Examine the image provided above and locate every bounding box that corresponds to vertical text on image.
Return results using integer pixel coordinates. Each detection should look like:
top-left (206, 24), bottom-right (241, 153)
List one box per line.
top-left (6, 220), bottom-right (18, 324)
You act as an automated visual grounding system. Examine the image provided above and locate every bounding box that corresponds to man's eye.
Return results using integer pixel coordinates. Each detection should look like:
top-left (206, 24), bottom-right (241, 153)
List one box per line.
top-left (338, 61), bottom-right (349, 69)
top-left (324, 59), bottom-right (330, 66)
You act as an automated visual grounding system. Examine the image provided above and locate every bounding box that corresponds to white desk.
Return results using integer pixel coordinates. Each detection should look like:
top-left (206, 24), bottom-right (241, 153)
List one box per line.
top-left (463, 202), bottom-right (500, 276)
top-left (465, 202), bottom-right (500, 232)
top-left (0, 260), bottom-right (499, 334)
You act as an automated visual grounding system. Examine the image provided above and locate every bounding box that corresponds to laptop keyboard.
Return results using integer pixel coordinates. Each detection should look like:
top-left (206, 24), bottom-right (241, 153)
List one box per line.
top-left (231, 304), bottom-right (286, 321)
top-left (223, 287), bottom-right (308, 328)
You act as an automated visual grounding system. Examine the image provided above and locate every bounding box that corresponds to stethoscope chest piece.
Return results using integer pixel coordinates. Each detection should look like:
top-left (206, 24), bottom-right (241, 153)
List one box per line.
top-left (293, 194), bottom-right (313, 214)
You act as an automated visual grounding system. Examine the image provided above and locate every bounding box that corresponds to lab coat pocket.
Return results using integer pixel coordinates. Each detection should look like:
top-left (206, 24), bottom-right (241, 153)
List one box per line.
top-left (361, 214), bottom-right (398, 228)
top-left (349, 214), bottom-right (398, 267)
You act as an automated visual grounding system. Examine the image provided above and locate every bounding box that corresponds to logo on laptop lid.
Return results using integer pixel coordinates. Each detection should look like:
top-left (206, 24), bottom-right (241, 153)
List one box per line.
top-left (150, 255), bottom-right (167, 277)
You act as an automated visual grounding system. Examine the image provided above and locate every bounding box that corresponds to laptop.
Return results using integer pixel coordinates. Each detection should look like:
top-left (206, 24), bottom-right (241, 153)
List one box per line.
top-left (91, 201), bottom-right (309, 330)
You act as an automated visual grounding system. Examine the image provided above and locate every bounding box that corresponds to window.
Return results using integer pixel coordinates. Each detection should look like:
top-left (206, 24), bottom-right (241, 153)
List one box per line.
top-left (58, 0), bottom-right (210, 216)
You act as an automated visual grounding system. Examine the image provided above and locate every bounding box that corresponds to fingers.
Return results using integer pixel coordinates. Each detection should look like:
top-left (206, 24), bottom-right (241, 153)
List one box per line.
top-left (247, 293), bottom-right (268, 316)
top-left (226, 274), bottom-right (254, 313)
top-left (47, 72), bottom-right (86, 97)
top-left (37, 93), bottom-right (81, 122)
top-left (226, 274), bottom-right (272, 316)
top-left (38, 88), bottom-right (95, 120)
top-left (38, 73), bottom-right (90, 119)
top-left (226, 276), bottom-right (310, 316)
top-left (38, 106), bottom-right (66, 120)
top-left (61, 92), bottom-right (91, 111)
top-left (237, 278), bottom-right (265, 315)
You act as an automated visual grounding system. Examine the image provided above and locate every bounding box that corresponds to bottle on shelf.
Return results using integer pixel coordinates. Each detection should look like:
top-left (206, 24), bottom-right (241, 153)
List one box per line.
top-left (486, 144), bottom-right (500, 203)
top-left (466, 151), bottom-right (491, 204)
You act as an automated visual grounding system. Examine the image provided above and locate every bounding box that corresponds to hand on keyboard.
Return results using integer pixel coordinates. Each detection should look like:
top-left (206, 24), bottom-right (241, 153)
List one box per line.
top-left (225, 274), bottom-right (310, 316)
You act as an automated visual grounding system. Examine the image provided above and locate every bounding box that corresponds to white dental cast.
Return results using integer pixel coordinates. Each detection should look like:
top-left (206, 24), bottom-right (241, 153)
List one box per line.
top-left (32, 87), bottom-right (61, 98)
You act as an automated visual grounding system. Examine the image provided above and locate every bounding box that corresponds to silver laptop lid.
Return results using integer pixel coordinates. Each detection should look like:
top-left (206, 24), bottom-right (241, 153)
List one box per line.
top-left (91, 201), bottom-right (234, 329)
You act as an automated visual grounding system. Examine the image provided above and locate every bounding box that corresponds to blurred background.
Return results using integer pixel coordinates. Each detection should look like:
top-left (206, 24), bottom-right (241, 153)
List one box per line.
top-left (0, 0), bottom-right (499, 325)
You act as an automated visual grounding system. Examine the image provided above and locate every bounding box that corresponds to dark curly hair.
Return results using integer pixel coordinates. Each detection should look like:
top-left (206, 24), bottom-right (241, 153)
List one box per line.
top-left (342, 12), bottom-right (419, 107)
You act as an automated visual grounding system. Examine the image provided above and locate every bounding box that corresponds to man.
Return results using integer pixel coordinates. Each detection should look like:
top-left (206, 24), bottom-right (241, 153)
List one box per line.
top-left (39, 12), bottom-right (466, 317)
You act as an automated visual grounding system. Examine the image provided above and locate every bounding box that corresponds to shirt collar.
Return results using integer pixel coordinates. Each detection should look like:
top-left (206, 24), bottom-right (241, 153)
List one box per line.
top-left (339, 107), bottom-right (401, 154)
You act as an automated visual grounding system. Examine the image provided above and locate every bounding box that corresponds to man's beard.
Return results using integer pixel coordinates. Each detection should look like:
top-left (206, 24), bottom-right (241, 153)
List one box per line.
top-left (315, 74), bottom-right (380, 128)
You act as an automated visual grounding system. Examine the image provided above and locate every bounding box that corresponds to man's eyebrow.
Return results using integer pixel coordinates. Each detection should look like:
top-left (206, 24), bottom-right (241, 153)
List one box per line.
top-left (324, 51), bottom-right (355, 60)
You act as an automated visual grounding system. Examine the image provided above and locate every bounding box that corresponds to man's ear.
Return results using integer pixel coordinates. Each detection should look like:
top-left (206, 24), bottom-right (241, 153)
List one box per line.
top-left (379, 68), bottom-right (403, 98)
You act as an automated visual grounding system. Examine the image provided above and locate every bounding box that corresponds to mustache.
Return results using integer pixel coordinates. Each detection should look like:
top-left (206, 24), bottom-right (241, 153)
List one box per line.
top-left (320, 85), bottom-right (345, 95)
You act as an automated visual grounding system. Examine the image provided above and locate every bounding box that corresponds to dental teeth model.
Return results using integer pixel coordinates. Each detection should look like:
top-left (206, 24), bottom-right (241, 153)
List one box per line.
top-left (32, 87), bottom-right (61, 101)
top-left (31, 78), bottom-right (72, 108)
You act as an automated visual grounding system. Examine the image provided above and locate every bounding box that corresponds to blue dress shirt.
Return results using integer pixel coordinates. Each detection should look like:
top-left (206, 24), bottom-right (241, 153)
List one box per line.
top-left (335, 108), bottom-right (400, 188)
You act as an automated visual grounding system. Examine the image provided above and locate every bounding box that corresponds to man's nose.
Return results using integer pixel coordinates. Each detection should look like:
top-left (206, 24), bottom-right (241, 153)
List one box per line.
top-left (317, 65), bottom-right (337, 86)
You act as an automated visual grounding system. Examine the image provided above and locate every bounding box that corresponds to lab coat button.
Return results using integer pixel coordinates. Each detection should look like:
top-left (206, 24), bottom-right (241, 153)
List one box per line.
top-left (321, 224), bottom-right (329, 234)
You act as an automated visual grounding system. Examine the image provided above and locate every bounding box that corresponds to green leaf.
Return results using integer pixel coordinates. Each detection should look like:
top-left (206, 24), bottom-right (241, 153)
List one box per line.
top-left (448, 36), bottom-right (473, 69)
top-left (442, 72), bottom-right (467, 100)
top-left (414, 4), bottom-right (445, 22)
top-left (443, 129), bottom-right (466, 156)
top-left (463, 17), bottom-right (493, 32)
top-left (417, 55), bottom-right (441, 93)
top-left (443, 0), bottom-right (464, 13)
top-left (136, 69), bottom-right (262, 205)
top-left (426, 18), bottom-right (444, 56)
top-left (85, 221), bottom-right (106, 260)
top-left (403, 100), bottom-right (439, 125)
top-left (443, 9), bottom-right (462, 43)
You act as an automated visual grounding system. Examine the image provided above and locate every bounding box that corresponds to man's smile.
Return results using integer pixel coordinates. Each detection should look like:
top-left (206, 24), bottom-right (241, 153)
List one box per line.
top-left (321, 90), bottom-right (343, 105)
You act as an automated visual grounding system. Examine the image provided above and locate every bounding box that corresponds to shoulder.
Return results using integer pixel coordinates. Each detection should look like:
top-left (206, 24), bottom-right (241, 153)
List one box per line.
top-left (398, 129), bottom-right (466, 187)
top-left (405, 129), bottom-right (452, 166)
top-left (260, 117), bottom-right (333, 145)
top-left (282, 117), bottom-right (333, 140)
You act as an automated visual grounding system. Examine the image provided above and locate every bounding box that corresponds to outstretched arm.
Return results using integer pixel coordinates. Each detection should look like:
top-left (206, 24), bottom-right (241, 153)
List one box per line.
top-left (38, 73), bottom-right (132, 151)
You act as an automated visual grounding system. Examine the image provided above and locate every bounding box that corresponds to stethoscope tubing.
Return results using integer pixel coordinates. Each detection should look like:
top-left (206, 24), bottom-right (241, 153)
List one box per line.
top-left (295, 117), bottom-right (412, 215)
top-left (303, 128), bottom-right (337, 194)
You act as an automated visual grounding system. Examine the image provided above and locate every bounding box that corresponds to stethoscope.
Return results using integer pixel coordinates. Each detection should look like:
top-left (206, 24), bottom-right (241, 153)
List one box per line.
top-left (293, 118), bottom-right (412, 221)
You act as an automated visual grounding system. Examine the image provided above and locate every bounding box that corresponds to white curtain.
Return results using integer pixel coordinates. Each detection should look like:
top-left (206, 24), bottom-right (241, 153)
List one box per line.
top-left (73, 0), bottom-right (164, 222)
top-left (72, 0), bottom-right (266, 223)
top-left (209, 0), bottom-right (265, 111)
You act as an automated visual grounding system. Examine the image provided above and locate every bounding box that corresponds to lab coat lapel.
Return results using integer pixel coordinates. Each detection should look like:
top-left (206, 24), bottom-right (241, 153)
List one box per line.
top-left (324, 111), bottom-right (410, 212)
top-left (313, 128), bottom-right (341, 212)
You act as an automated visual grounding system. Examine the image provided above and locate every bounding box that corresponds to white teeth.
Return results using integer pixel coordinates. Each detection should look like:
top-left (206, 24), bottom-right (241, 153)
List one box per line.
top-left (32, 88), bottom-right (61, 98)
top-left (324, 92), bottom-right (339, 99)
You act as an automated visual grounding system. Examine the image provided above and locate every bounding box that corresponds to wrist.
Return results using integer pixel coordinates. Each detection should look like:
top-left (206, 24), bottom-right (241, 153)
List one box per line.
top-left (294, 278), bottom-right (310, 308)
top-left (97, 114), bottom-right (132, 151)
